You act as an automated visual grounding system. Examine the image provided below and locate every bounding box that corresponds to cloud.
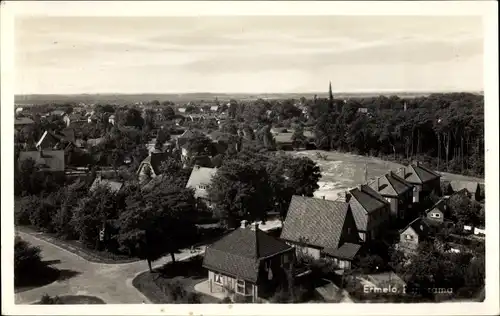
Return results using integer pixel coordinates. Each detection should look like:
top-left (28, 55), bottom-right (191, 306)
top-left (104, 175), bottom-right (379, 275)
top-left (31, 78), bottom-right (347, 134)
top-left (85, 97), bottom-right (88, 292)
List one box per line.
top-left (14, 16), bottom-right (483, 94)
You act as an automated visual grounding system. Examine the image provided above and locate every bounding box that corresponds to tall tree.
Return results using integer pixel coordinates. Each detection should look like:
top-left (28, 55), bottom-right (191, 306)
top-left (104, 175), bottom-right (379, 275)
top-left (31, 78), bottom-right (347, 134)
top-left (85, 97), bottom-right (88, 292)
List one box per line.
top-left (207, 158), bottom-right (273, 228)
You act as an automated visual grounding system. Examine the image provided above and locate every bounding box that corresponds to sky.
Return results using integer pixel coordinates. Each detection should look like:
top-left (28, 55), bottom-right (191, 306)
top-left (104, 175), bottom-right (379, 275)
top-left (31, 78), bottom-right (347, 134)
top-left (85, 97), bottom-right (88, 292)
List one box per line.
top-left (15, 16), bottom-right (484, 94)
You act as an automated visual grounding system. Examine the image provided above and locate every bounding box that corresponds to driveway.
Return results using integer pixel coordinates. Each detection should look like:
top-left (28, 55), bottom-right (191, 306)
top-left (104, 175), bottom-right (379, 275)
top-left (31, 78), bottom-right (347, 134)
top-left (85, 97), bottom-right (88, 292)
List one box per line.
top-left (15, 231), bottom-right (204, 304)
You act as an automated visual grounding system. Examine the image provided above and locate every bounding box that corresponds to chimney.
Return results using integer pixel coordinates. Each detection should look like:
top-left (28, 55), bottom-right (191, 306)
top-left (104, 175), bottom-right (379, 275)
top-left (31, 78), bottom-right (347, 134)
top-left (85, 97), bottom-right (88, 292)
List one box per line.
top-left (240, 220), bottom-right (248, 228)
top-left (322, 196), bottom-right (325, 200)
top-left (337, 191), bottom-right (351, 203)
top-left (377, 177), bottom-right (380, 190)
top-left (398, 167), bottom-right (406, 178)
top-left (251, 222), bottom-right (259, 231)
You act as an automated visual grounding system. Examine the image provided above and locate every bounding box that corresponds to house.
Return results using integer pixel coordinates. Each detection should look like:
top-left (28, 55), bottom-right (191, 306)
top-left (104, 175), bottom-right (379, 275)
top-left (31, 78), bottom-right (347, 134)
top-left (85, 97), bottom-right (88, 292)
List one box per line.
top-left (175, 129), bottom-right (196, 149)
top-left (202, 221), bottom-right (294, 302)
top-left (178, 107), bottom-right (187, 113)
top-left (425, 198), bottom-right (447, 224)
top-left (210, 105), bottom-right (219, 112)
top-left (186, 165), bottom-right (217, 207)
top-left (357, 108), bottom-right (369, 114)
top-left (397, 217), bottom-right (433, 253)
top-left (367, 172), bottom-right (414, 220)
top-left (394, 161), bottom-right (441, 204)
top-left (14, 117), bottom-right (35, 130)
top-left (337, 185), bottom-right (391, 242)
top-left (442, 180), bottom-right (484, 201)
top-left (280, 196), bottom-right (362, 269)
top-left (136, 152), bottom-right (170, 182)
top-left (18, 150), bottom-right (65, 173)
top-left (89, 174), bottom-right (124, 194)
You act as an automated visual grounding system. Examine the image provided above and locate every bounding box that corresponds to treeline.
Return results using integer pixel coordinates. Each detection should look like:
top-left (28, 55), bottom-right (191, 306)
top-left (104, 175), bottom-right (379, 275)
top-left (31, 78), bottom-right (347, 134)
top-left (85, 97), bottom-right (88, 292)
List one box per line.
top-left (223, 93), bottom-right (484, 177)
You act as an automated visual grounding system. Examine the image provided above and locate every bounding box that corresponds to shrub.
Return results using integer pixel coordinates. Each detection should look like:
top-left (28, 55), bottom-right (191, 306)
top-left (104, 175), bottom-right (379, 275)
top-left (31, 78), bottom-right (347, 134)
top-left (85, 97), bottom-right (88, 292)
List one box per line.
top-left (39, 294), bottom-right (62, 304)
top-left (220, 297), bottom-right (232, 304)
top-left (160, 280), bottom-right (201, 303)
top-left (14, 236), bottom-right (46, 286)
top-left (16, 195), bottom-right (42, 226)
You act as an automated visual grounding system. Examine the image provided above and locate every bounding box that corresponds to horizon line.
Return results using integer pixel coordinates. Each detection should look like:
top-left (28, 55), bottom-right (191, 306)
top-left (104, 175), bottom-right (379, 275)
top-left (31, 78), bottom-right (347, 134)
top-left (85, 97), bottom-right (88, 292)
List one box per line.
top-left (15, 89), bottom-right (484, 97)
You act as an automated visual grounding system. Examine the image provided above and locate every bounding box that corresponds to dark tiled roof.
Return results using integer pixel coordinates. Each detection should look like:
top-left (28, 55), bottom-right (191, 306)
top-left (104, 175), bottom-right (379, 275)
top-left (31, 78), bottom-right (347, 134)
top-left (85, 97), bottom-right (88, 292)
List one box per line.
top-left (202, 226), bottom-right (292, 283)
top-left (374, 172), bottom-right (413, 196)
top-left (403, 163), bottom-right (441, 184)
top-left (401, 217), bottom-right (432, 237)
top-left (349, 187), bottom-right (387, 214)
top-left (19, 150), bottom-right (65, 172)
top-left (281, 195), bottom-right (349, 250)
top-left (323, 242), bottom-right (361, 260)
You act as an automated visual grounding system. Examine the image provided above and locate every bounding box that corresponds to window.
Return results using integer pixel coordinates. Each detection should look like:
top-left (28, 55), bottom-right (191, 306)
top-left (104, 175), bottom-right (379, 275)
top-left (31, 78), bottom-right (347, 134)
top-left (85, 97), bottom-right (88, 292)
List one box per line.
top-left (405, 234), bottom-right (413, 240)
top-left (431, 213), bottom-right (441, 219)
top-left (213, 273), bottom-right (223, 285)
top-left (198, 184), bottom-right (207, 190)
top-left (236, 279), bottom-right (245, 295)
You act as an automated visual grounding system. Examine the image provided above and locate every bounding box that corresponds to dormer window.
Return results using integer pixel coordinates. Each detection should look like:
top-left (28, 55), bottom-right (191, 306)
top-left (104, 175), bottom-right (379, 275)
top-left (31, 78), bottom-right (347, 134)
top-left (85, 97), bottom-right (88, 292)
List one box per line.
top-left (405, 234), bottom-right (413, 240)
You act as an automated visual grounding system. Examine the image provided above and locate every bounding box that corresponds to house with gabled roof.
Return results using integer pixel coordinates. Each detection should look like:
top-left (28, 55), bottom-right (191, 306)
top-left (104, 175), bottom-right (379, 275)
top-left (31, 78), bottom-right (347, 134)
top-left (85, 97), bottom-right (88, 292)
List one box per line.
top-left (337, 185), bottom-right (391, 242)
top-left (368, 171), bottom-right (414, 220)
top-left (136, 152), bottom-right (170, 183)
top-left (395, 161), bottom-right (441, 204)
top-left (203, 221), bottom-right (294, 302)
top-left (280, 196), bottom-right (362, 269)
top-left (175, 129), bottom-right (196, 149)
top-left (186, 165), bottom-right (217, 207)
top-left (425, 197), bottom-right (449, 224)
top-left (397, 217), bottom-right (433, 253)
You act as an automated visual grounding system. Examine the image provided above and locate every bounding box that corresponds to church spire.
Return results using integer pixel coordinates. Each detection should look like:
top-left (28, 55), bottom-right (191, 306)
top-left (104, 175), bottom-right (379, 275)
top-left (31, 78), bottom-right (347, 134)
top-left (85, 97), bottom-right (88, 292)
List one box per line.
top-left (328, 81), bottom-right (334, 111)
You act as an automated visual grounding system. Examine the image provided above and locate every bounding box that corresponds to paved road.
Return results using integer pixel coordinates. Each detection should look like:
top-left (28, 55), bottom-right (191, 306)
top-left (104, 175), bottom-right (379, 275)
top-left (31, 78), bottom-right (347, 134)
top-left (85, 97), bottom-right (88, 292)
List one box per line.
top-left (15, 232), bottom-right (204, 304)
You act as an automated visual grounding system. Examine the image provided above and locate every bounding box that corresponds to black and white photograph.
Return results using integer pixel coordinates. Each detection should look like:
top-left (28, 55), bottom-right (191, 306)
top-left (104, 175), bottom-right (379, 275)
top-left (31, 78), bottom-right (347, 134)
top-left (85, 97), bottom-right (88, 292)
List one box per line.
top-left (2, 1), bottom-right (498, 315)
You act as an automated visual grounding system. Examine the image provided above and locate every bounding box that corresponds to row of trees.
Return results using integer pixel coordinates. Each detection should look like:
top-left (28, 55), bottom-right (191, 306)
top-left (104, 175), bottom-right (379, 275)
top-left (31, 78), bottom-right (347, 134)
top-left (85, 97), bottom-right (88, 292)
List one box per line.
top-left (15, 167), bottom-right (202, 272)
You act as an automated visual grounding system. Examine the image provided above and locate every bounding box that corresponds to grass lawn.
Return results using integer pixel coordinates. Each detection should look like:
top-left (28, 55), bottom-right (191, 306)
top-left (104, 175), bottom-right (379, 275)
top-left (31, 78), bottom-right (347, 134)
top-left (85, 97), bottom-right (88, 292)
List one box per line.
top-left (16, 225), bottom-right (140, 264)
top-left (33, 295), bottom-right (106, 304)
top-left (133, 255), bottom-right (220, 304)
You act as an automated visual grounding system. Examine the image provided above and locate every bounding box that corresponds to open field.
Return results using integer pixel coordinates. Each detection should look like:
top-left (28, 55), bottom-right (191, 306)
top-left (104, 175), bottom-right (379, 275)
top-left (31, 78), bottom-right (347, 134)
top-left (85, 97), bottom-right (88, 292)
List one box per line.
top-left (290, 150), bottom-right (484, 201)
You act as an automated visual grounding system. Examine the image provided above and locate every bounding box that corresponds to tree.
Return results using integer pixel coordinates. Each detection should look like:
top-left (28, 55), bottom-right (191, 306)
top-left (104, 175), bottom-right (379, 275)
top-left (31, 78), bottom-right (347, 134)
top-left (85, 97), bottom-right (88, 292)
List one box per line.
top-left (162, 106), bottom-right (176, 121)
top-left (207, 158), bottom-right (273, 228)
top-left (291, 124), bottom-right (308, 149)
top-left (120, 108), bottom-right (144, 129)
top-left (15, 158), bottom-right (45, 196)
top-left (118, 184), bottom-right (198, 271)
top-left (70, 185), bottom-right (117, 249)
top-left (255, 125), bottom-right (276, 151)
